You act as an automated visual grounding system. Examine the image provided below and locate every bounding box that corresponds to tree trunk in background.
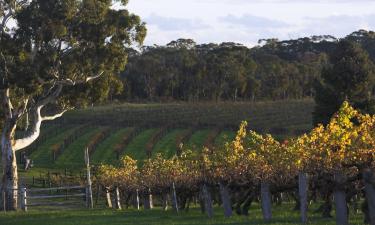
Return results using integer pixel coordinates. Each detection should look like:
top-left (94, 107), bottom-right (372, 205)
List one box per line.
top-left (363, 169), bottom-right (375, 225)
top-left (299, 172), bottom-right (308, 224)
top-left (334, 172), bottom-right (348, 225)
top-left (261, 182), bottom-right (272, 221)
top-left (1, 119), bottom-right (18, 211)
top-left (219, 182), bottom-right (232, 218)
top-left (202, 184), bottom-right (214, 218)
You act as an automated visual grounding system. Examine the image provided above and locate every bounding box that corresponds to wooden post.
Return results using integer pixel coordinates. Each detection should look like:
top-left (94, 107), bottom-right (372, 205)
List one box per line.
top-left (115, 186), bottom-right (122, 210)
top-left (105, 188), bottom-right (112, 208)
top-left (20, 187), bottom-right (27, 212)
top-left (2, 190), bottom-right (5, 212)
top-left (299, 172), bottom-right (308, 224)
top-left (84, 148), bottom-right (93, 209)
top-left (261, 182), bottom-right (272, 221)
top-left (162, 193), bottom-right (168, 211)
top-left (334, 172), bottom-right (348, 225)
top-left (136, 189), bottom-right (140, 210)
top-left (202, 184), bottom-right (213, 218)
top-left (149, 188), bottom-right (153, 209)
top-left (219, 182), bottom-right (232, 218)
top-left (363, 169), bottom-right (375, 225)
top-left (172, 182), bottom-right (179, 213)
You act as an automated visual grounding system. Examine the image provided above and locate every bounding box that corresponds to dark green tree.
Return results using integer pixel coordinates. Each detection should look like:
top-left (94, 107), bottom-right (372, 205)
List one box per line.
top-left (313, 40), bottom-right (375, 125)
top-left (0, 0), bottom-right (146, 210)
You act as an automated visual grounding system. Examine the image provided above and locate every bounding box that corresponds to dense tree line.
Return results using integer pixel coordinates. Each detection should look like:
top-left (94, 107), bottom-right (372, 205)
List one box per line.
top-left (121, 30), bottom-right (375, 102)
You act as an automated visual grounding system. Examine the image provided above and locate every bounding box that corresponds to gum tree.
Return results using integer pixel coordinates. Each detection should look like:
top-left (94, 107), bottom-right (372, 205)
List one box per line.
top-left (0, 0), bottom-right (146, 210)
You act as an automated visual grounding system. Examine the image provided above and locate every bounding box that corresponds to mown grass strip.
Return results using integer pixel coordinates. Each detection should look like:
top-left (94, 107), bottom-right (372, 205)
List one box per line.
top-left (91, 128), bottom-right (132, 165)
top-left (55, 128), bottom-right (104, 169)
top-left (152, 129), bottom-right (188, 158)
top-left (121, 129), bottom-right (157, 162)
top-left (30, 126), bottom-right (77, 168)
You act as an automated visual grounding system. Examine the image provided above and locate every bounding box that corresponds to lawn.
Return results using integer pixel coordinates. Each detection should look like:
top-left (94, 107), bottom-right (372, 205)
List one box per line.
top-left (0, 204), bottom-right (365, 225)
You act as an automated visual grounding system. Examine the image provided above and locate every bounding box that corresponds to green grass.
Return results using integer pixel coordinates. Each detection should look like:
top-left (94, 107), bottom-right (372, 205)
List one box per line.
top-left (122, 129), bottom-right (157, 161)
top-left (30, 126), bottom-right (77, 168)
top-left (0, 204), bottom-right (365, 225)
top-left (54, 128), bottom-right (104, 169)
top-left (91, 128), bottom-right (132, 165)
top-left (186, 130), bottom-right (211, 150)
top-left (153, 129), bottom-right (188, 158)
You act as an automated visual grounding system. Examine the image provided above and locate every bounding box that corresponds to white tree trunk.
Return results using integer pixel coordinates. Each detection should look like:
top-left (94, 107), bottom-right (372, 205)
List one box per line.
top-left (1, 120), bottom-right (18, 210)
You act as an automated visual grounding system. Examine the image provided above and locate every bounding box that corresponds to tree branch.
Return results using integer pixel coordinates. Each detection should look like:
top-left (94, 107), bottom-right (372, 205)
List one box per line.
top-left (0, 9), bottom-right (13, 35)
top-left (12, 84), bottom-right (66, 151)
top-left (42, 109), bottom-right (68, 121)
top-left (57, 71), bottom-right (104, 86)
top-left (2, 88), bottom-right (13, 118)
top-left (12, 107), bottom-right (69, 151)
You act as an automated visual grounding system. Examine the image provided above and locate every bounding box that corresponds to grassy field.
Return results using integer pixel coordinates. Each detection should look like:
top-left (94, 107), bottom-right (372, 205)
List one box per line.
top-left (0, 204), bottom-right (364, 225)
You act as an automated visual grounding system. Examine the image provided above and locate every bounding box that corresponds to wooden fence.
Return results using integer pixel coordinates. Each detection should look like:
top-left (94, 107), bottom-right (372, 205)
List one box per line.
top-left (19, 185), bottom-right (87, 211)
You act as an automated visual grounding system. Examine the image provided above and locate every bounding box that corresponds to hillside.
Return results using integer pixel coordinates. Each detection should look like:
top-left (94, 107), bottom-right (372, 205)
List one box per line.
top-left (16, 99), bottom-right (314, 169)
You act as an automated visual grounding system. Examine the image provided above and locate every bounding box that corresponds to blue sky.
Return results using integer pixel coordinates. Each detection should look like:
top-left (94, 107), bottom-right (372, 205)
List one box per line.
top-left (125, 0), bottom-right (375, 46)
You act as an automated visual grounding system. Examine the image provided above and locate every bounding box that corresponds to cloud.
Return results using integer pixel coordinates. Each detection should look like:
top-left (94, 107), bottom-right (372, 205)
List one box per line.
top-left (298, 14), bottom-right (375, 38)
top-left (145, 13), bottom-right (210, 31)
top-left (197, 0), bottom-right (374, 3)
top-left (219, 14), bottom-right (290, 29)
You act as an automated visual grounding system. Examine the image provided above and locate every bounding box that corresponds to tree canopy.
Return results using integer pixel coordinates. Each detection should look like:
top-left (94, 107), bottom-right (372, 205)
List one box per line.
top-left (0, 0), bottom-right (146, 210)
top-left (313, 40), bottom-right (375, 125)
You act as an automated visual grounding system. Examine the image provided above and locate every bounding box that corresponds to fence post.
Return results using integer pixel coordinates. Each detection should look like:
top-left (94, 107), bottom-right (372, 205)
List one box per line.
top-left (202, 184), bottom-right (213, 218)
top-left (21, 187), bottom-right (27, 212)
top-left (105, 188), bottom-right (112, 208)
top-left (136, 189), bottom-right (140, 210)
top-left (299, 172), bottom-right (308, 224)
top-left (2, 190), bottom-right (5, 212)
top-left (261, 181), bottom-right (272, 221)
top-left (172, 182), bottom-right (179, 213)
top-left (84, 148), bottom-right (93, 209)
top-left (115, 186), bottom-right (122, 210)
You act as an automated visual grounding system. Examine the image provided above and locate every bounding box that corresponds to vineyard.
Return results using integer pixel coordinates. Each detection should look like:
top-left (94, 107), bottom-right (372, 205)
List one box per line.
top-left (15, 99), bottom-right (314, 169)
top-left (94, 102), bottom-right (375, 225)
top-left (5, 100), bottom-right (373, 225)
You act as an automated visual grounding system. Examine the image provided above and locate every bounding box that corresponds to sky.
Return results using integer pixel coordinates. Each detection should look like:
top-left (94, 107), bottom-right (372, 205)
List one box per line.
top-left (125, 0), bottom-right (375, 47)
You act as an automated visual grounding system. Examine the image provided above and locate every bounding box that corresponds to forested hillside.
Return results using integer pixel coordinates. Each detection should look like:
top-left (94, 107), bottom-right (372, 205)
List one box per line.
top-left (120, 30), bottom-right (375, 102)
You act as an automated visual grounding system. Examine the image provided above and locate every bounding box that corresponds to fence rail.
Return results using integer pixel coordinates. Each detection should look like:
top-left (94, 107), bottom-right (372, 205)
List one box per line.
top-left (18, 185), bottom-right (88, 211)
